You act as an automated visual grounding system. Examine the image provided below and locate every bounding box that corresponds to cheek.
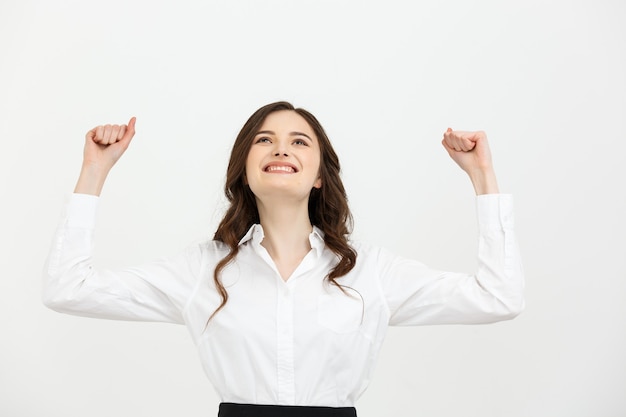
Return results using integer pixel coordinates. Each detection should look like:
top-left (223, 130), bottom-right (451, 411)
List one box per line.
top-left (245, 149), bottom-right (259, 177)
top-left (313, 154), bottom-right (322, 175)
top-left (312, 156), bottom-right (322, 188)
top-left (244, 162), bottom-right (256, 186)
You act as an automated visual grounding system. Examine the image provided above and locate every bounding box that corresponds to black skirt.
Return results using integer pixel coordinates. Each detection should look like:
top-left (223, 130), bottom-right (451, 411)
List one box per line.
top-left (218, 402), bottom-right (357, 417)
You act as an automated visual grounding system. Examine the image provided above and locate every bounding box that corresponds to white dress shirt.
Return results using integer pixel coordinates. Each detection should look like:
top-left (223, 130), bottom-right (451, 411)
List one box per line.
top-left (43, 193), bottom-right (524, 407)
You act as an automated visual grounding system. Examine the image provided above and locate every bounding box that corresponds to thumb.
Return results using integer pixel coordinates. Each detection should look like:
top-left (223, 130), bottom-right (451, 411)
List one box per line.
top-left (126, 116), bottom-right (136, 137)
top-left (118, 116), bottom-right (136, 147)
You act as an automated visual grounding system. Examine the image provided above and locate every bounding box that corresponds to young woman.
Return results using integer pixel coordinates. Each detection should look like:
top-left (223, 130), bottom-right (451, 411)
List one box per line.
top-left (43, 101), bottom-right (524, 417)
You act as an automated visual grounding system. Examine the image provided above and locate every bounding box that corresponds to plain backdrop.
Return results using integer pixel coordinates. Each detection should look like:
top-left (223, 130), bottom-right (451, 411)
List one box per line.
top-left (1, 0), bottom-right (625, 416)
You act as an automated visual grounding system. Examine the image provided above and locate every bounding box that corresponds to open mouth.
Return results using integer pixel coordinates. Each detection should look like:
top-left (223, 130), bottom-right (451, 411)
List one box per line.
top-left (264, 164), bottom-right (298, 173)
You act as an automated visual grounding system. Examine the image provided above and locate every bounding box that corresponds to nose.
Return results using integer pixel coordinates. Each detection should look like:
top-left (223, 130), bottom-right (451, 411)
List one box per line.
top-left (273, 141), bottom-right (288, 157)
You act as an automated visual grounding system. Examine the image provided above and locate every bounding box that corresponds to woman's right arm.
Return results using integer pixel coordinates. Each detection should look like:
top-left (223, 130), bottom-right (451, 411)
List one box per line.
top-left (43, 118), bottom-right (200, 324)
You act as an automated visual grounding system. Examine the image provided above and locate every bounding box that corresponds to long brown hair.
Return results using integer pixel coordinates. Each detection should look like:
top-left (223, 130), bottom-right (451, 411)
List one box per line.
top-left (210, 101), bottom-right (357, 320)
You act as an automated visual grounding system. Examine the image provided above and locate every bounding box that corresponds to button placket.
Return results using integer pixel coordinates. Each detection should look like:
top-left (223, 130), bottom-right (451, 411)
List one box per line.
top-left (276, 284), bottom-right (295, 404)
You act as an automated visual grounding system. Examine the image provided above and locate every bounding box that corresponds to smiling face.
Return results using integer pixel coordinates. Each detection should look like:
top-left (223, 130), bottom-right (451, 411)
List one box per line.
top-left (245, 110), bottom-right (322, 203)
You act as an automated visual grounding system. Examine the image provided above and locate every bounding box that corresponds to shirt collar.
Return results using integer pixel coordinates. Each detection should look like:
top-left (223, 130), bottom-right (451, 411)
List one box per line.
top-left (238, 224), bottom-right (326, 255)
top-left (238, 223), bottom-right (262, 246)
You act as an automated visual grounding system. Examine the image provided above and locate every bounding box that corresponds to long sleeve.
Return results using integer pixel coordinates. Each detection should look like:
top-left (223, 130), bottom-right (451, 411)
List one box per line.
top-left (42, 194), bottom-right (202, 324)
top-left (379, 194), bottom-right (524, 326)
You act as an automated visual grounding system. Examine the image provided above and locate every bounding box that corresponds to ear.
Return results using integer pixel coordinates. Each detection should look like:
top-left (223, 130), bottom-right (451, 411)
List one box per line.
top-left (313, 177), bottom-right (322, 189)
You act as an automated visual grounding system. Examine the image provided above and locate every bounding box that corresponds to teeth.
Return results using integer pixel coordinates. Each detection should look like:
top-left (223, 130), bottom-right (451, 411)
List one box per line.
top-left (266, 165), bottom-right (295, 173)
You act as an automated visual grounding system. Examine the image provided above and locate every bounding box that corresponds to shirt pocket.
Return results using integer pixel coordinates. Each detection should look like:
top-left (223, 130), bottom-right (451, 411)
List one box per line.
top-left (317, 286), bottom-right (364, 334)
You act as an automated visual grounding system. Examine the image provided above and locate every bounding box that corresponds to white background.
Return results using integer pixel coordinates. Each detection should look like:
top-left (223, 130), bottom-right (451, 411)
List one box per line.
top-left (1, 0), bottom-right (625, 416)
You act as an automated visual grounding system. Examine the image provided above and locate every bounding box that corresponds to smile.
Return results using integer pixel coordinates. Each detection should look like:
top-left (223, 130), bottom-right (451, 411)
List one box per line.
top-left (264, 164), bottom-right (298, 173)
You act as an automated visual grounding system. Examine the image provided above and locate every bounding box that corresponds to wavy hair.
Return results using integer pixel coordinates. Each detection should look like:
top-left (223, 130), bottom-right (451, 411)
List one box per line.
top-left (209, 101), bottom-right (356, 320)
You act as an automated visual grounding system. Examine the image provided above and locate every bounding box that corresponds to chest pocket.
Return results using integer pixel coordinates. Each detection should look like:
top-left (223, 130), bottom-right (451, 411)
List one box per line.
top-left (317, 285), bottom-right (364, 334)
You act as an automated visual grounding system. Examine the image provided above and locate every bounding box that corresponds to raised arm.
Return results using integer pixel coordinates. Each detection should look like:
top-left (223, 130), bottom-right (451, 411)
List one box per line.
top-left (376, 129), bottom-right (523, 325)
top-left (74, 117), bottom-right (136, 195)
top-left (43, 117), bottom-right (201, 323)
top-left (441, 128), bottom-right (499, 195)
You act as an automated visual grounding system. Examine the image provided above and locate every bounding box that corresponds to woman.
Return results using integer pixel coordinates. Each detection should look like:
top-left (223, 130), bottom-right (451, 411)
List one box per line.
top-left (43, 101), bottom-right (524, 417)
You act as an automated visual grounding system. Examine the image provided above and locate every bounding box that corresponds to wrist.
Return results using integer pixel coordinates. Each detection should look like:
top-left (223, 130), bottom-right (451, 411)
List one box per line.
top-left (468, 167), bottom-right (499, 195)
top-left (74, 164), bottom-right (110, 196)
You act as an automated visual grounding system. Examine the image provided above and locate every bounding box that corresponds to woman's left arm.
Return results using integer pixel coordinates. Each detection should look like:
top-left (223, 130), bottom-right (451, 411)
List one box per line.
top-left (377, 129), bottom-right (524, 325)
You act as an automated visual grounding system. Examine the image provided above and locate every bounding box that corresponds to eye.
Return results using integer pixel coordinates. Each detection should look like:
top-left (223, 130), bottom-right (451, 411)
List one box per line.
top-left (255, 137), bottom-right (271, 144)
top-left (293, 138), bottom-right (308, 146)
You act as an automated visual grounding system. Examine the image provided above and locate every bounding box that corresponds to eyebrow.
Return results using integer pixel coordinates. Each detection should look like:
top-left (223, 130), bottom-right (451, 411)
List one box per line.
top-left (255, 130), bottom-right (314, 141)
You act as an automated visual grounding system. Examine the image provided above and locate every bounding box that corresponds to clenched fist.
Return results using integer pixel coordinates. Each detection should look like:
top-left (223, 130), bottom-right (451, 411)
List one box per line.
top-left (75, 117), bottom-right (136, 196)
top-left (441, 128), bottom-right (499, 195)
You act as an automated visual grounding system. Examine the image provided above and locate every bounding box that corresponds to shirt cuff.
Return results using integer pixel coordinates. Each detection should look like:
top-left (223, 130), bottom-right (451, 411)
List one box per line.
top-left (476, 194), bottom-right (514, 231)
top-left (64, 193), bottom-right (100, 229)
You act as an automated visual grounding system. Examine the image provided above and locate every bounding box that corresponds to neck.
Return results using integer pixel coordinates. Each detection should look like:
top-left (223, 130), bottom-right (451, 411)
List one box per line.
top-left (256, 198), bottom-right (313, 261)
